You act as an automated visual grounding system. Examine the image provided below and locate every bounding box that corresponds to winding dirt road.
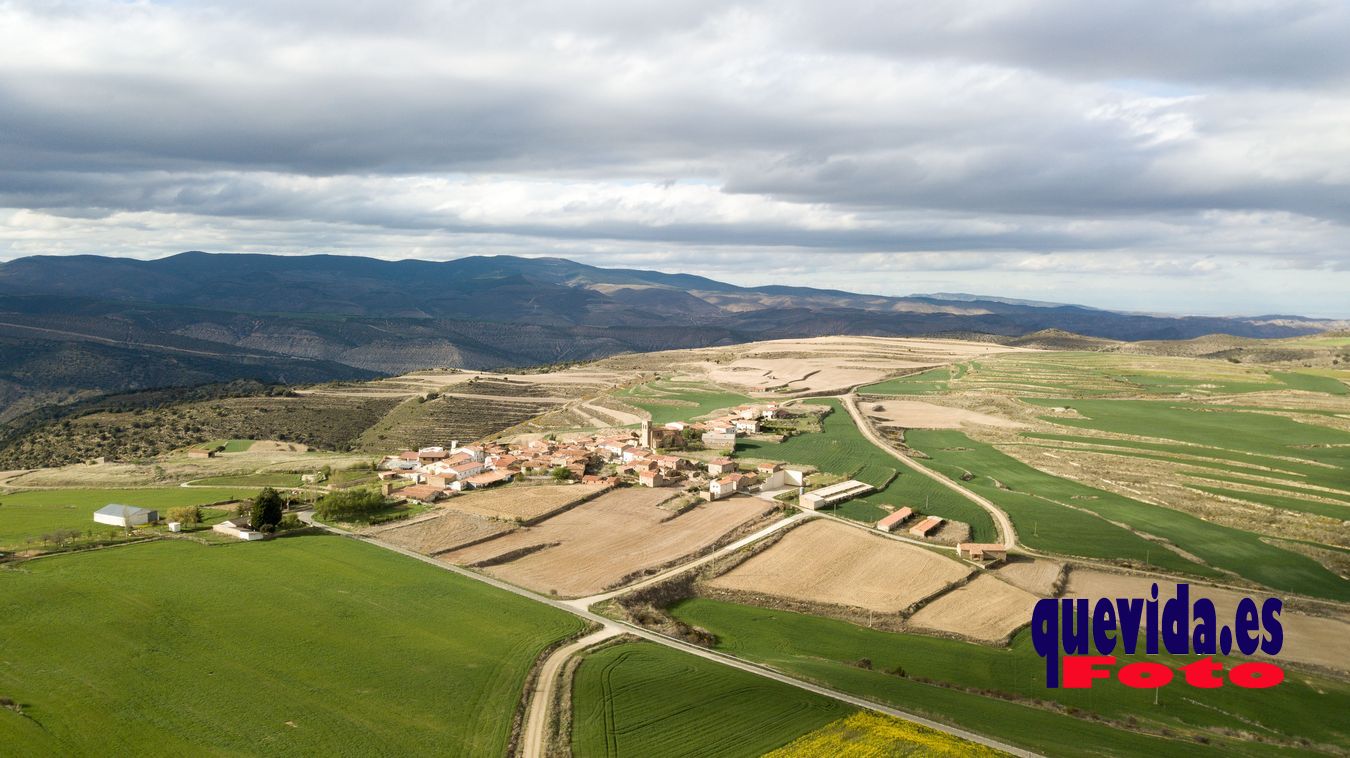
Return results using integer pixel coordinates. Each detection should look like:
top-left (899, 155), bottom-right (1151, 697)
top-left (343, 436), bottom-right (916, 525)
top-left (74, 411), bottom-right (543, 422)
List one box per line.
top-left (296, 510), bottom-right (1039, 758)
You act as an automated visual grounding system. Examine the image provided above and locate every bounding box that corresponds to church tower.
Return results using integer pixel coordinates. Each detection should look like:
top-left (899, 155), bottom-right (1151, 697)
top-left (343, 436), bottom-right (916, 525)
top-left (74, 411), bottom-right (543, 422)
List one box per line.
top-left (640, 420), bottom-right (652, 448)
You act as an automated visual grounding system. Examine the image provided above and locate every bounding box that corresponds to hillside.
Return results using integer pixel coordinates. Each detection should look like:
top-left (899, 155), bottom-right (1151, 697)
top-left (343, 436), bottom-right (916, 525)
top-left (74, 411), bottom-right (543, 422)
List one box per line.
top-left (1, 252), bottom-right (1346, 418)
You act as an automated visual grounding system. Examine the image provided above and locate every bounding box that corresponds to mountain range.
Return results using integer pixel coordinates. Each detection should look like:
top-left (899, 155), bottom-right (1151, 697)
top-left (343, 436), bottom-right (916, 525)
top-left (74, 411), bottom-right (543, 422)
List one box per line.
top-left (1, 251), bottom-right (1344, 418)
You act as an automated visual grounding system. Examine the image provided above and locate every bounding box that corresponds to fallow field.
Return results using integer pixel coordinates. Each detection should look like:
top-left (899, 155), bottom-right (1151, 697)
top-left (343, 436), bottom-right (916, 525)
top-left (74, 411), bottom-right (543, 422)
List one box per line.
top-left (705, 519), bottom-right (970, 615)
top-left (442, 489), bottom-right (775, 597)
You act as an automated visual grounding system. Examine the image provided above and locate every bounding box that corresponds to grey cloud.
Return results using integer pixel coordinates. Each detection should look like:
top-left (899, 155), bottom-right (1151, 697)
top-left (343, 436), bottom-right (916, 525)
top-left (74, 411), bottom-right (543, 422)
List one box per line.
top-left (0, 0), bottom-right (1347, 313)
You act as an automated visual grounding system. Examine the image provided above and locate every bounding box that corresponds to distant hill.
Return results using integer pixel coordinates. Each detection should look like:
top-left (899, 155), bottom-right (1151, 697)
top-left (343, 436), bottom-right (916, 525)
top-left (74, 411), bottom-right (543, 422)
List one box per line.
top-left (0, 251), bottom-right (1346, 416)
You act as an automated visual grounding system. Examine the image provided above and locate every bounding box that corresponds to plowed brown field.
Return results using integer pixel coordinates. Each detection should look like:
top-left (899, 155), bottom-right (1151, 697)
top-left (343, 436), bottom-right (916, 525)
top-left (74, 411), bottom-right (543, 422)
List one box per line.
top-left (706, 519), bottom-right (970, 613)
top-left (441, 489), bottom-right (774, 597)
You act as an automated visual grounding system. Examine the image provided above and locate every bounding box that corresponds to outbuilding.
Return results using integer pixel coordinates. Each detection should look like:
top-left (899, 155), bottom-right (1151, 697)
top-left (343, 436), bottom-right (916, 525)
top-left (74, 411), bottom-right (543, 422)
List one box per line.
top-left (93, 504), bottom-right (159, 528)
top-left (876, 507), bottom-right (914, 532)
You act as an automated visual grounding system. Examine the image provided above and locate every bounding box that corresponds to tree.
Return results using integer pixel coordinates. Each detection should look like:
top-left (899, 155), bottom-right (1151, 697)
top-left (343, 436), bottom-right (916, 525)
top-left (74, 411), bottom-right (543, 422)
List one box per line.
top-left (550, 466), bottom-right (572, 482)
top-left (250, 487), bottom-right (285, 530)
top-left (167, 505), bottom-right (202, 525)
top-left (314, 489), bottom-right (387, 521)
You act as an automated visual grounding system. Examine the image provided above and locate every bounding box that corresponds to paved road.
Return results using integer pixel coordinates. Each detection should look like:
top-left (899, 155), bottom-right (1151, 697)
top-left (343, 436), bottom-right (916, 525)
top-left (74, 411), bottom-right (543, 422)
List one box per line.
top-left (296, 510), bottom-right (1040, 758)
top-left (841, 394), bottom-right (1018, 551)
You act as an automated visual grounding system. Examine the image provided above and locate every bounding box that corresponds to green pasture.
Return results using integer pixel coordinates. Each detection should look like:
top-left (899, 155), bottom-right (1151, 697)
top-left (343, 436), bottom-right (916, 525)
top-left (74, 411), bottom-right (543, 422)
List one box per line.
top-left (0, 536), bottom-right (582, 755)
top-left (0, 487), bottom-right (257, 550)
top-left (907, 431), bottom-right (1349, 601)
top-left (738, 399), bottom-right (996, 540)
top-left (673, 598), bottom-right (1349, 757)
top-left (571, 641), bottom-right (849, 757)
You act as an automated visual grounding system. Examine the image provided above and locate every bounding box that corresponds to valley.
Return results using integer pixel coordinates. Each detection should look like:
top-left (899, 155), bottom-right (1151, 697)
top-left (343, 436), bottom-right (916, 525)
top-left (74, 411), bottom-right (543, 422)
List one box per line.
top-left (2, 332), bottom-right (1348, 756)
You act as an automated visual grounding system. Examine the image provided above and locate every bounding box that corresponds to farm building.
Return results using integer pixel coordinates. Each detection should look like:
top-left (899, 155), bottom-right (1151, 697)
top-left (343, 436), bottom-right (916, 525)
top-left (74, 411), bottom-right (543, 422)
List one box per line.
top-left (461, 469), bottom-right (515, 490)
top-left (186, 447), bottom-right (216, 459)
top-left (401, 484), bottom-right (448, 503)
top-left (876, 507), bottom-right (914, 532)
top-left (908, 516), bottom-right (944, 538)
top-left (709, 472), bottom-right (755, 500)
top-left (93, 504), bottom-right (159, 527)
top-left (707, 458), bottom-right (737, 475)
top-left (958, 543), bottom-right (1008, 562)
top-left (759, 466), bottom-right (805, 490)
top-left (449, 461), bottom-right (486, 479)
top-left (638, 470), bottom-right (671, 488)
top-left (733, 418), bottom-right (760, 434)
top-left (213, 519), bottom-right (265, 541)
top-left (799, 480), bottom-right (876, 510)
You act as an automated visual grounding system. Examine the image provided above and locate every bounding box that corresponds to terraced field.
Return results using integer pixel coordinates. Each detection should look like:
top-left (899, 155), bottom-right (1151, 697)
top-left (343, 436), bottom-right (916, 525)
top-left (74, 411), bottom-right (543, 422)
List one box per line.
top-left (615, 379), bottom-right (750, 425)
top-left (739, 399), bottom-right (997, 540)
top-left (908, 429), bottom-right (1349, 600)
top-left (0, 537), bottom-right (584, 755)
top-left (355, 393), bottom-right (559, 451)
top-left (570, 641), bottom-right (850, 757)
top-left (672, 598), bottom-right (1350, 757)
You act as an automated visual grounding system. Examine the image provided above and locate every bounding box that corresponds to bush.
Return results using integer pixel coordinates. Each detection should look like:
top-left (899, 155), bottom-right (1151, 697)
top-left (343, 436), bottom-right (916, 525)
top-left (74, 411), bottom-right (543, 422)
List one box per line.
top-left (277, 513), bottom-right (303, 531)
top-left (167, 505), bottom-right (202, 525)
top-left (550, 466), bottom-right (572, 482)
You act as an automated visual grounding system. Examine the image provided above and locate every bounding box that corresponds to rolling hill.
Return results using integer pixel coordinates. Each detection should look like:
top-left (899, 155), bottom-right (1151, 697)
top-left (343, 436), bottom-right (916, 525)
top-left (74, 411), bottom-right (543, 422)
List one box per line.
top-left (1, 251), bottom-right (1346, 417)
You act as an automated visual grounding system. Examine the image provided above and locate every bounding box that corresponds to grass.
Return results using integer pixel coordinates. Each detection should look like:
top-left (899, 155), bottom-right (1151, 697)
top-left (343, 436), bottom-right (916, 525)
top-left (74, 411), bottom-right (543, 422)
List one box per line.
top-left (859, 367), bottom-right (951, 395)
top-left (672, 598), bottom-right (1350, 757)
top-left (189, 473), bottom-right (305, 488)
top-left (1185, 483), bottom-right (1350, 523)
top-left (1272, 371), bottom-right (1349, 395)
top-left (616, 380), bottom-right (750, 425)
top-left (1024, 398), bottom-right (1350, 485)
top-left (0, 487), bottom-right (257, 550)
top-left (0, 536), bottom-right (583, 755)
top-left (738, 399), bottom-right (996, 541)
top-left (1023, 432), bottom-right (1348, 493)
top-left (766, 711), bottom-right (1006, 757)
top-left (570, 640), bottom-right (850, 757)
top-left (907, 430), bottom-right (1349, 601)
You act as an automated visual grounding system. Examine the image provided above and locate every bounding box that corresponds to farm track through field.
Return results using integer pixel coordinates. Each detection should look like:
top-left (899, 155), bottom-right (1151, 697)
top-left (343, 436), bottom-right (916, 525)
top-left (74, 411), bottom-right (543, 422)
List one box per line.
top-left (840, 394), bottom-right (1016, 550)
top-left (295, 511), bottom-right (1040, 758)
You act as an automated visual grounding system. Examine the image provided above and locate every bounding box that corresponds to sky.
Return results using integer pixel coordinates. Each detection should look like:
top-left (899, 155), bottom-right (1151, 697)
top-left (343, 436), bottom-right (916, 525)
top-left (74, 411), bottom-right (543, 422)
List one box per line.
top-left (1, 1), bottom-right (1348, 317)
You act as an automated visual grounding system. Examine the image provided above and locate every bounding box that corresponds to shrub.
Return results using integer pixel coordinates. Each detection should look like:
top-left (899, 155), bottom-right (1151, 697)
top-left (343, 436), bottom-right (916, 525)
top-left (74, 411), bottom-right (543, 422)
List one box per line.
top-left (167, 505), bottom-right (202, 525)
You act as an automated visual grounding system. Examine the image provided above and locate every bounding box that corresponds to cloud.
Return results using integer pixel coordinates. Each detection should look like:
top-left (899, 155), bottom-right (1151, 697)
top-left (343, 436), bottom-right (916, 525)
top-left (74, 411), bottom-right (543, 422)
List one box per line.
top-left (0, 0), bottom-right (1347, 315)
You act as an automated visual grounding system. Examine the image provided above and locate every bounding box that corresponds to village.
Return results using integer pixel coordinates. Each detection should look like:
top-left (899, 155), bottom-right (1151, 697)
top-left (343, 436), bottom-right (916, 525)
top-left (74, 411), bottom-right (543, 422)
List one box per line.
top-left (79, 397), bottom-right (1007, 563)
top-left (367, 400), bottom-right (1005, 562)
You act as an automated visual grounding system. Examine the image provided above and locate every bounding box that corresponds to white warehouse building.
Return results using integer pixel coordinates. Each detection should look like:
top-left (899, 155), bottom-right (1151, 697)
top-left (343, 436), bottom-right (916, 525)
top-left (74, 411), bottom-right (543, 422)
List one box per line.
top-left (93, 504), bottom-right (159, 528)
